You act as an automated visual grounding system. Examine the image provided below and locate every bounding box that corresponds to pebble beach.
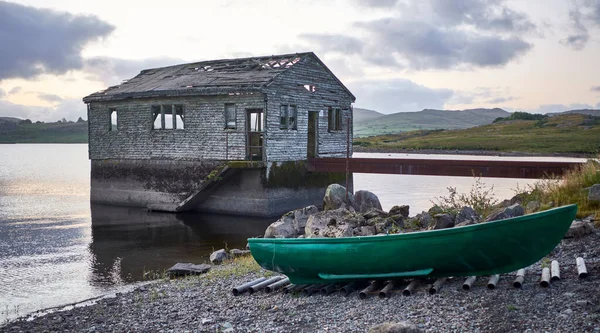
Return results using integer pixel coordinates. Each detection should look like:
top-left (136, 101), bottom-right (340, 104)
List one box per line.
top-left (2, 227), bottom-right (600, 333)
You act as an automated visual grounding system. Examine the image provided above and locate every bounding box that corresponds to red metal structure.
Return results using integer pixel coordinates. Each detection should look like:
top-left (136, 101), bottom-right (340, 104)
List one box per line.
top-left (307, 157), bottom-right (582, 179)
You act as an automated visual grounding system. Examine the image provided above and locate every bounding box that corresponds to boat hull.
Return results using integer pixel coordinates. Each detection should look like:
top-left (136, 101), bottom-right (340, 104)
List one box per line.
top-left (248, 205), bottom-right (577, 284)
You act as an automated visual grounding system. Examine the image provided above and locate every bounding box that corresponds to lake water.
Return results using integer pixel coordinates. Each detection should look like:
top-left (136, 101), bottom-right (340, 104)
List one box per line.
top-left (0, 144), bottom-right (587, 323)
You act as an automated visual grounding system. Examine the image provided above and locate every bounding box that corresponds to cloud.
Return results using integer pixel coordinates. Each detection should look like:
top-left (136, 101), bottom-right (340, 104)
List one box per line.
top-left (37, 93), bottom-right (63, 103)
top-left (348, 78), bottom-right (453, 113)
top-left (591, 86), bottom-right (600, 92)
top-left (357, 19), bottom-right (532, 69)
top-left (83, 56), bottom-right (184, 86)
top-left (448, 86), bottom-right (518, 105)
top-left (563, 1), bottom-right (600, 50)
top-left (428, 0), bottom-right (536, 33)
top-left (289, 0), bottom-right (535, 71)
top-left (597, 102), bottom-right (600, 109)
top-left (0, 1), bottom-right (114, 80)
top-left (352, 0), bottom-right (398, 8)
top-left (299, 34), bottom-right (364, 54)
top-left (8, 86), bottom-right (22, 95)
top-left (0, 88), bottom-right (5, 98)
top-left (0, 98), bottom-right (85, 122)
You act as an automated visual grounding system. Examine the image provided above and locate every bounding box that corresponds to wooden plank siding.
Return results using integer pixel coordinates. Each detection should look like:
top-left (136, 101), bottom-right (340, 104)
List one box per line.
top-left (264, 56), bottom-right (354, 162)
top-left (88, 94), bottom-right (264, 160)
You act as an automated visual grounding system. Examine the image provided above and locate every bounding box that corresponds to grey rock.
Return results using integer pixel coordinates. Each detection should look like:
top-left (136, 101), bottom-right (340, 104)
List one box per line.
top-left (455, 220), bottom-right (475, 227)
top-left (589, 184), bottom-right (600, 203)
top-left (428, 205), bottom-right (444, 215)
top-left (369, 321), bottom-right (424, 333)
top-left (565, 221), bottom-right (594, 239)
top-left (305, 208), bottom-right (363, 238)
top-left (209, 249), bottom-right (229, 265)
top-left (456, 206), bottom-right (478, 224)
top-left (526, 201), bottom-right (541, 212)
top-left (506, 204), bottom-right (525, 217)
top-left (431, 214), bottom-right (454, 229)
top-left (389, 214), bottom-right (405, 228)
top-left (576, 300), bottom-right (589, 306)
top-left (229, 249), bottom-right (251, 258)
top-left (167, 263), bottom-right (211, 276)
top-left (355, 225), bottom-right (377, 236)
top-left (293, 205), bottom-right (319, 234)
top-left (370, 217), bottom-right (394, 234)
top-left (363, 208), bottom-right (389, 220)
top-left (354, 190), bottom-right (383, 213)
top-left (264, 213), bottom-right (296, 238)
top-left (485, 204), bottom-right (525, 222)
top-left (389, 205), bottom-right (410, 218)
top-left (416, 212), bottom-right (433, 229)
top-left (323, 184), bottom-right (354, 211)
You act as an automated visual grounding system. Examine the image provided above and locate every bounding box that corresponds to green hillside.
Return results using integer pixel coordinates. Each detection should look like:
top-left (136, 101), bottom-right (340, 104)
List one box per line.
top-left (353, 108), bottom-right (384, 123)
top-left (354, 108), bottom-right (510, 137)
top-left (354, 113), bottom-right (600, 155)
top-left (0, 118), bottom-right (88, 143)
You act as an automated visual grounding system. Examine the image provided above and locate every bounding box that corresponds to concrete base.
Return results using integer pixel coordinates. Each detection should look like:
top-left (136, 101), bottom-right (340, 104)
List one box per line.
top-left (91, 159), bottom-right (351, 217)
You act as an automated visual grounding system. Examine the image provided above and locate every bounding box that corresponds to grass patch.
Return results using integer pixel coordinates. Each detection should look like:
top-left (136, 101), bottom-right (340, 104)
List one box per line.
top-left (354, 113), bottom-right (600, 155)
top-left (202, 256), bottom-right (264, 281)
top-left (515, 158), bottom-right (600, 219)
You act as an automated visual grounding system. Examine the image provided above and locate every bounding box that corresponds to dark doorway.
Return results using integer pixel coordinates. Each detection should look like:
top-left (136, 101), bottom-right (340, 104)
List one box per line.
top-left (246, 109), bottom-right (263, 160)
top-left (308, 111), bottom-right (318, 158)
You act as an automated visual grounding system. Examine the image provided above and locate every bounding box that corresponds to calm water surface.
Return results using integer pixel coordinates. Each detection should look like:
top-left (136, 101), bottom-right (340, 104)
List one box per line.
top-left (0, 145), bottom-right (587, 322)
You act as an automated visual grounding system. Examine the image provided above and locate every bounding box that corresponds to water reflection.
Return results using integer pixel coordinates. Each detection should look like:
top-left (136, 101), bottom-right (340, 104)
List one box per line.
top-left (88, 204), bottom-right (272, 286)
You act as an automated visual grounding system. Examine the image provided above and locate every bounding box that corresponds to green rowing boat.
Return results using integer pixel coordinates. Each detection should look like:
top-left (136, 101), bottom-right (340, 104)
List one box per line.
top-left (248, 205), bottom-right (577, 284)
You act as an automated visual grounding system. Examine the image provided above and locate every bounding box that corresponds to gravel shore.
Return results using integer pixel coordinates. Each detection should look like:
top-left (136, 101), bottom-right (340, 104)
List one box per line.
top-left (2, 230), bottom-right (600, 333)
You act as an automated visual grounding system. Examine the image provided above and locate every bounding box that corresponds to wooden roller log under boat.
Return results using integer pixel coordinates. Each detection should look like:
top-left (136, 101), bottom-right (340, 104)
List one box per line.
top-left (248, 205), bottom-right (577, 284)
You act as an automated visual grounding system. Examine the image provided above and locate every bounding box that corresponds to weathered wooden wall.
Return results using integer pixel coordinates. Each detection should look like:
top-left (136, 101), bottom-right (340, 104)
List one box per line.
top-left (88, 94), bottom-right (264, 160)
top-left (264, 56), bottom-right (354, 162)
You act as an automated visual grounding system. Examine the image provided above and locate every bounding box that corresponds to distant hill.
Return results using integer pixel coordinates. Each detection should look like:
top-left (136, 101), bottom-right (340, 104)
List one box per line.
top-left (353, 108), bottom-right (385, 123)
top-left (557, 109), bottom-right (600, 117)
top-left (0, 118), bottom-right (88, 143)
top-left (354, 113), bottom-right (600, 155)
top-left (354, 108), bottom-right (510, 137)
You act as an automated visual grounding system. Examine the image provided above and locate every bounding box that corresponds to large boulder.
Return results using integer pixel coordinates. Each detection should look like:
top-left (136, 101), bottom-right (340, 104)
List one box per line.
top-left (430, 214), bottom-right (454, 230)
top-left (305, 208), bottom-right (365, 238)
top-left (209, 249), bottom-right (229, 265)
top-left (456, 206), bottom-right (478, 224)
top-left (264, 213), bottom-right (296, 238)
top-left (354, 190), bottom-right (383, 213)
top-left (323, 184), bottom-right (354, 211)
top-left (526, 201), bottom-right (541, 212)
top-left (389, 205), bottom-right (410, 218)
top-left (484, 204), bottom-right (525, 222)
top-left (363, 208), bottom-right (389, 220)
top-left (293, 205), bottom-right (319, 234)
top-left (565, 221), bottom-right (595, 239)
top-left (589, 184), bottom-right (600, 203)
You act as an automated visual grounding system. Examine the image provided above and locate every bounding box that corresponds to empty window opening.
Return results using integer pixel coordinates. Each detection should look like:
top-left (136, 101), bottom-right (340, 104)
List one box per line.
top-left (225, 103), bottom-right (236, 129)
top-left (303, 84), bottom-right (316, 92)
top-left (280, 105), bottom-right (297, 130)
top-left (152, 104), bottom-right (185, 130)
top-left (109, 108), bottom-right (118, 131)
top-left (328, 107), bottom-right (342, 132)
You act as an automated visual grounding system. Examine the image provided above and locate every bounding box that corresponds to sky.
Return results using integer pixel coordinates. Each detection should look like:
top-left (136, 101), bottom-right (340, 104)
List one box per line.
top-left (0, 0), bottom-right (599, 121)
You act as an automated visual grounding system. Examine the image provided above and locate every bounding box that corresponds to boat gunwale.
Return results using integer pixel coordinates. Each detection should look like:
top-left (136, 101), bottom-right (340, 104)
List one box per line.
top-left (248, 204), bottom-right (577, 245)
